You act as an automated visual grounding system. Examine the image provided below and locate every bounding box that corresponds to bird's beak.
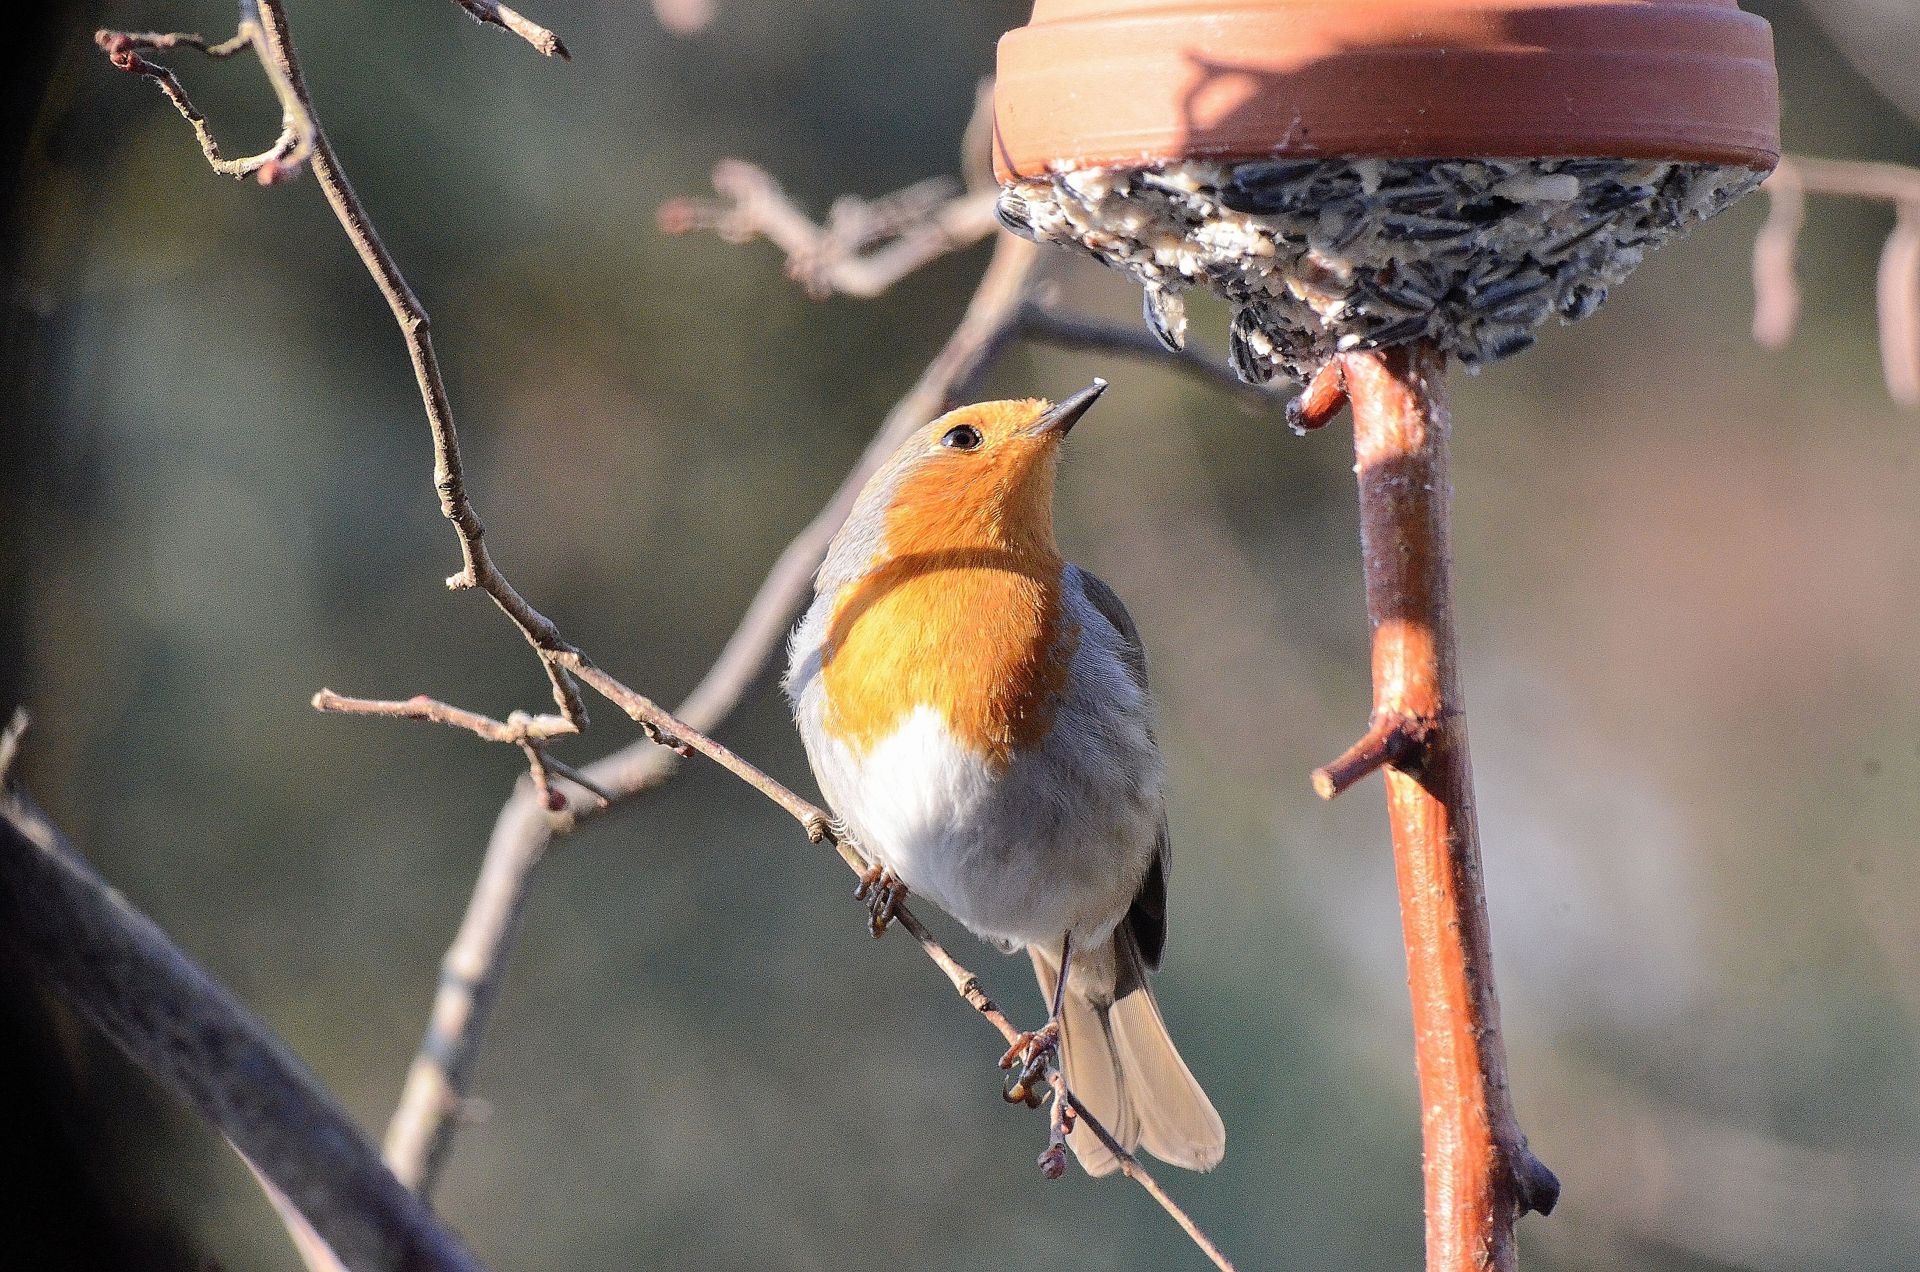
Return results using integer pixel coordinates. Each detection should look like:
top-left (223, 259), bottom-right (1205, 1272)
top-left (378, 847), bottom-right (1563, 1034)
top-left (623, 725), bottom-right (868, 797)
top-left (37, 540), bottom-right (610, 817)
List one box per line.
top-left (1027, 378), bottom-right (1108, 438)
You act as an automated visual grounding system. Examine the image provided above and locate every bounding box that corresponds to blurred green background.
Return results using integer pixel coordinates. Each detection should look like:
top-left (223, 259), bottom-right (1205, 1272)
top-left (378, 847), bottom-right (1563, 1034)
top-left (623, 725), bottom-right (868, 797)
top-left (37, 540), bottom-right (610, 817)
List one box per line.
top-left (5, 1), bottom-right (1919, 1268)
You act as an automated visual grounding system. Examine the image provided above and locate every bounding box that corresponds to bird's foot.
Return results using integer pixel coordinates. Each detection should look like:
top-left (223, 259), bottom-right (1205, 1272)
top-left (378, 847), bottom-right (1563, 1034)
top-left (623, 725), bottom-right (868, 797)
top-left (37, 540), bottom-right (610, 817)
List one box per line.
top-left (853, 862), bottom-right (906, 938)
top-left (999, 1021), bottom-right (1061, 1108)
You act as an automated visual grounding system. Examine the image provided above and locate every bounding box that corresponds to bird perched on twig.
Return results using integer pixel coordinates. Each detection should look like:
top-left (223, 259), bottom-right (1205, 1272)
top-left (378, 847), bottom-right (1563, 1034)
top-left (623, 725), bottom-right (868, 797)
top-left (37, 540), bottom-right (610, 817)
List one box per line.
top-left (785, 380), bottom-right (1225, 1176)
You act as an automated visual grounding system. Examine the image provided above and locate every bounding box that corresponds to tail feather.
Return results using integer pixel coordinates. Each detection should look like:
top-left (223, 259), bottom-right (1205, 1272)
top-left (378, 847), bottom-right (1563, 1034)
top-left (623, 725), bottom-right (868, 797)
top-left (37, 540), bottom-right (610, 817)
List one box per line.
top-left (1109, 982), bottom-right (1226, 1171)
top-left (1027, 943), bottom-right (1225, 1177)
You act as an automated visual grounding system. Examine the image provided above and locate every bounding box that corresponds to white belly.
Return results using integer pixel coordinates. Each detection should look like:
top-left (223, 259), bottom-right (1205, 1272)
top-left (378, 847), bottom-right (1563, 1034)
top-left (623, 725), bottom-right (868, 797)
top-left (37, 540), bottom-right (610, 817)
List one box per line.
top-left (807, 705), bottom-right (1158, 951)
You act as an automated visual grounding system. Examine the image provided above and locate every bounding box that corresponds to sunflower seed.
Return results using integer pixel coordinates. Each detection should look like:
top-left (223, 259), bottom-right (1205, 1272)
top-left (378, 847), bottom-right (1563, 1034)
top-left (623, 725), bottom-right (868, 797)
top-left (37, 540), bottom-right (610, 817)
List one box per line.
top-left (1557, 284), bottom-right (1607, 321)
top-left (1142, 283), bottom-right (1188, 351)
top-left (1467, 271), bottom-right (1551, 309)
top-left (1353, 272), bottom-right (1436, 316)
top-left (995, 190), bottom-right (1034, 238)
top-left (1310, 202), bottom-right (1372, 253)
top-left (1482, 296), bottom-right (1552, 326)
top-left (1587, 183), bottom-right (1655, 216)
top-left (1228, 308), bottom-right (1277, 384)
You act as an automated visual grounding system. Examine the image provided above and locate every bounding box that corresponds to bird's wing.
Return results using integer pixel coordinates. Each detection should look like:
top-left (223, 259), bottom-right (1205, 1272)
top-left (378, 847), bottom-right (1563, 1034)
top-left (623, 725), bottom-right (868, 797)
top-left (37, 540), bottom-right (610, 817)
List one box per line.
top-left (1072, 566), bottom-right (1169, 976)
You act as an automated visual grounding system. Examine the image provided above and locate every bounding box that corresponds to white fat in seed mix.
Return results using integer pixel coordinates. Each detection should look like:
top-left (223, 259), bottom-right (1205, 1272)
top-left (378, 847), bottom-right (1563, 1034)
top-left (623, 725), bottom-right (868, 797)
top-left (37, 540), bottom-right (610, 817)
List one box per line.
top-left (997, 158), bottom-right (1764, 383)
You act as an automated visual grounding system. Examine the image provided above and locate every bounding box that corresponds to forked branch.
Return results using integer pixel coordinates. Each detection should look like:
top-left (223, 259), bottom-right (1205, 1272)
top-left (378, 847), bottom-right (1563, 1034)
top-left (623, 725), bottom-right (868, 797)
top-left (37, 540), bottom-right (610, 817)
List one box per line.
top-left (1338, 346), bottom-right (1558, 1272)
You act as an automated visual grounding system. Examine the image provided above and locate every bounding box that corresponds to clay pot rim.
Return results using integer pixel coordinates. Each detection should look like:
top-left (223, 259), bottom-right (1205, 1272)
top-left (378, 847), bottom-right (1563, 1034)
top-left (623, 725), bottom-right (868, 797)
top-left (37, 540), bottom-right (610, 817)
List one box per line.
top-left (992, 0), bottom-right (1781, 182)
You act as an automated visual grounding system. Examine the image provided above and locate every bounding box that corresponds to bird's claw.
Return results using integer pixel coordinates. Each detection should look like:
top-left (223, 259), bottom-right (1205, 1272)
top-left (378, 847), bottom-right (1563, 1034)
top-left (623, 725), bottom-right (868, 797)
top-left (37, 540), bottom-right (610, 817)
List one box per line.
top-left (999, 1021), bottom-right (1060, 1108)
top-left (853, 863), bottom-right (906, 938)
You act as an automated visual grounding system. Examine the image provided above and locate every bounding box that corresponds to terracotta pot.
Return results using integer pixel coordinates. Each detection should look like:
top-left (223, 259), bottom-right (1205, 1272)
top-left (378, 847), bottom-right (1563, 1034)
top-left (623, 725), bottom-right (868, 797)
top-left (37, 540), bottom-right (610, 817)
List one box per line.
top-left (992, 0), bottom-right (1780, 181)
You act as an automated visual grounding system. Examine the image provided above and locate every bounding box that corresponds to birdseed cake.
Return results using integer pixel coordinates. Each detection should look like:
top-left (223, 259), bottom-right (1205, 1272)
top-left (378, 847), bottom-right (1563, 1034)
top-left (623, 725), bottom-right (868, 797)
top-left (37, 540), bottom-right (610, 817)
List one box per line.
top-left (997, 157), bottom-right (1765, 383)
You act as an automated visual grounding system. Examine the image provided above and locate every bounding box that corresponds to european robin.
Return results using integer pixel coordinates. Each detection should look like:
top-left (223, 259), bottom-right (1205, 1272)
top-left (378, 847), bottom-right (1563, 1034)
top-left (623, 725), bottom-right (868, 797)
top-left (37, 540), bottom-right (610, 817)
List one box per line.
top-left (785, 380), bottom-right (1225, 1175)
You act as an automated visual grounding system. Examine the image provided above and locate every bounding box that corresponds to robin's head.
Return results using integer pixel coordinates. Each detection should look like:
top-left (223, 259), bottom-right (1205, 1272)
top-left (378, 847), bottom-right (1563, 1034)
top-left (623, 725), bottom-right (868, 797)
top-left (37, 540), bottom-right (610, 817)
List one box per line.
top-left (823, 381), bottom-right (1107, 583)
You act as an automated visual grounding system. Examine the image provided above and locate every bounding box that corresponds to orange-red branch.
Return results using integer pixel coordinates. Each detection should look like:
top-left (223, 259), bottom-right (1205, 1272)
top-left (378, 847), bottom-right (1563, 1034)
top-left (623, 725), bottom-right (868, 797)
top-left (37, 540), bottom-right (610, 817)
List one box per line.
top-left (1338, 344), bottom-right (1558, 1272)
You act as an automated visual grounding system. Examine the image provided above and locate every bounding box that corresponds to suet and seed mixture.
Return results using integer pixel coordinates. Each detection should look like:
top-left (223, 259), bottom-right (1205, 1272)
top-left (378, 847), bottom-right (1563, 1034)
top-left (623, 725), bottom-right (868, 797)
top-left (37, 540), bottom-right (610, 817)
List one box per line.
top-left (998, 157), bottom-right (1763, 382)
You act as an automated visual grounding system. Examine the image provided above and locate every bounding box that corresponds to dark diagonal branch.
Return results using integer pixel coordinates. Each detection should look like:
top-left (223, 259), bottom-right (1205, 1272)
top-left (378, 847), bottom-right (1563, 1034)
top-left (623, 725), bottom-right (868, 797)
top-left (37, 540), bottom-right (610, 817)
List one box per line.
top-left (1754, 155), bottom-right (1920, 405)
top-left (0, 797), bottom-right (481, 1272)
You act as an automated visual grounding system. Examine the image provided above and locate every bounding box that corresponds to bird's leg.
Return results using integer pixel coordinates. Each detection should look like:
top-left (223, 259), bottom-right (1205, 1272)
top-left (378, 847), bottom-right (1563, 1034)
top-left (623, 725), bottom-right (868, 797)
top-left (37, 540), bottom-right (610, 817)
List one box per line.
top-left (1002, 932), bottom-right (1073, 1107)
top-left (852, 859), bottom-right (907, 938)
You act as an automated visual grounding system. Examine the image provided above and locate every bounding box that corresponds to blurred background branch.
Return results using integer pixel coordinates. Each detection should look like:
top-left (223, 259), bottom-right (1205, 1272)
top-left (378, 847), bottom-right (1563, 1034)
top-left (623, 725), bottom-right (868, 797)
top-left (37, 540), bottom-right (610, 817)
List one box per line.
top-left (1755, 155), bottom-right (1920, 404)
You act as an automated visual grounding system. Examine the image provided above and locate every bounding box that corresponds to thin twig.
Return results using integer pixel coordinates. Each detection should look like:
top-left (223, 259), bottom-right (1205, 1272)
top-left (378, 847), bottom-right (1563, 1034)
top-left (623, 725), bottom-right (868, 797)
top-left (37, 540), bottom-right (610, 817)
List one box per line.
top-left (1754, 155), bottom-right (1920, 405)
top-left (311, 689), bottom-right (574, 742)
top-left (1339, 345), bottom-right (1558, 1272)
top-left (0, 798), bottom-right (481, 1272)
top-left (245, 0), bottom-right (591, 730)
top-left (892, 904), bottom-right (1237, 1272)
top-left (95, 10), bottom-right (314, 185)
top-left (659, 160), bottom-right (1001, 299)
top-left (1877, 203), bottom-right (1920, 403)
top-left (444, 0), bottom-right (570, 60)
top-left (1751, 163), bottom-right (1805, 350)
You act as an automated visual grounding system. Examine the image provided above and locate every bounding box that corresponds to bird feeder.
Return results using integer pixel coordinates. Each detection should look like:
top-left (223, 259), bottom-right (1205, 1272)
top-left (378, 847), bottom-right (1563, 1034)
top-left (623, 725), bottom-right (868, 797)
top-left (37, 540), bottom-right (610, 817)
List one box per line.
top-left (994, 0), bottom-right (1779, 379)
top-left (991, 3), bottom-right (1779, 1269)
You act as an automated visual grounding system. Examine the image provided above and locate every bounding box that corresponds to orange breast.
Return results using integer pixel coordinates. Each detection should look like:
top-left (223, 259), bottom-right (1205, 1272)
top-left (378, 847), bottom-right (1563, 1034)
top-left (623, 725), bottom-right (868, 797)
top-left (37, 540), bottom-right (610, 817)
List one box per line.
top-left (819, 456), bottom-right (1075, 769)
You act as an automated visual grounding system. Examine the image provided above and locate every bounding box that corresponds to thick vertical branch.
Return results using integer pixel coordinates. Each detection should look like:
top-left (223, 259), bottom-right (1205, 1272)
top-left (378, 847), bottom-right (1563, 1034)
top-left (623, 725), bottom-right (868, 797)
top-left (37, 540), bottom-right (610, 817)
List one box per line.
top-left (1339, 345), bottom-right (1558, 1272)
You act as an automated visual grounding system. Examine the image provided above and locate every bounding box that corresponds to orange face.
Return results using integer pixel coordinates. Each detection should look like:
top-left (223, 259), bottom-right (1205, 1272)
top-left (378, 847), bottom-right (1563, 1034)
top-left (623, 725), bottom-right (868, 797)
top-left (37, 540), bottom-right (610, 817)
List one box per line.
top-left (817, 397), bottom-right (1084, 768)
top-left (882, 398), bottom-right (1067, 560)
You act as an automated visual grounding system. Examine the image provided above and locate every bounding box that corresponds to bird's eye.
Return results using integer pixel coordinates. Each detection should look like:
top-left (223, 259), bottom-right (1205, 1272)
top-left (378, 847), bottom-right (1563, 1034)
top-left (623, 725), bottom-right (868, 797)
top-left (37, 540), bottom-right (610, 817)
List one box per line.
top-left (940, 424), bottom-right (983, 451)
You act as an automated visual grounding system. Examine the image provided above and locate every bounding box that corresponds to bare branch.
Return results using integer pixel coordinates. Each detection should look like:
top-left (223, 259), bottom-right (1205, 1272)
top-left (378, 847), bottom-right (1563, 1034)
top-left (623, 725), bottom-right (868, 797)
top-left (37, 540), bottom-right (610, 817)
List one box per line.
top-left (1754, 155), bottom-right (1920, 405)
top-left (1340, 346), bottom-right (1559, 1269)
top-left (1751, 163), bottom-right (1804, 350)
top-left (659, 161), bottom-right (1001, 299)
top-left (236, 0), bottom-right (591, 730)
top-left (445, 0), bottom-right (570, 61)
top-left (1877, 203), bottom-right (1920, 404)
top-left (312, 688), bottom-right (574, 742)
top-left (0, 798), bottom-right (481, 1272)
